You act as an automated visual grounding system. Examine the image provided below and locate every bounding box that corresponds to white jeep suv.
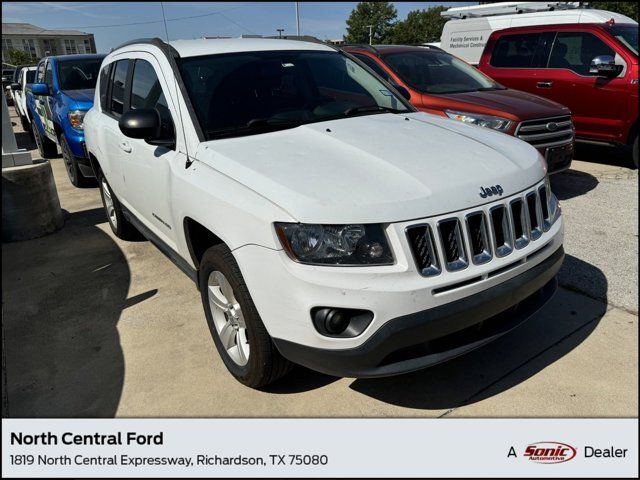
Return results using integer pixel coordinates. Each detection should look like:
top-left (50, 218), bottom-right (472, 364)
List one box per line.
top-left (84, 38), bottom-right (564, 388)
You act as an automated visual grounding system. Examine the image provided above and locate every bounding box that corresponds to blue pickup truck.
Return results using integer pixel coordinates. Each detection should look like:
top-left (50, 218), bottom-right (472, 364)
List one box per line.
top-left (27, 54), bottom-right (105, 187)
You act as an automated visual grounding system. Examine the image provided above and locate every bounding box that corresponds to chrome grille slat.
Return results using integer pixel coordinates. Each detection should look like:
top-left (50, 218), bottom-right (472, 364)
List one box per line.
top-left (509, 198), bottom-right (529, 250)
top-left (465, 212), bottom-right (492, 265)
top-left (489, 205), bottom-right (513, 258)
top-left (515, 115), bottom-right (574, 148)
top-left (437, 219), bottom-right (468, 271)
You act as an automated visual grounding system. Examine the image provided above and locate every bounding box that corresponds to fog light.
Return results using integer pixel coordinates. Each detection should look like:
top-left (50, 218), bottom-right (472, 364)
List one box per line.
top-left (311, 307), bottom-right (374, 338)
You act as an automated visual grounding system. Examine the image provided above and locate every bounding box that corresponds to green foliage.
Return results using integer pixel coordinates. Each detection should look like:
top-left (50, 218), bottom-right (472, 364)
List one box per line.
top-left (345, 2), bottom-right (398, 44)
top-left (7, 49), bottom-right (37, 66)
top-left (391, 6), bottom-right (448, 44)
top-left (589, 2), bottom-right (638, 21)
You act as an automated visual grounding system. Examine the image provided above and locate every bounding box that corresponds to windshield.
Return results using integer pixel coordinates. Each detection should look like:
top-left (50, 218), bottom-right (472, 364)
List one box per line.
top-left (383, 50), bottom-right (503, 94)
top-left (177, 50), bottom-right (411, 140)
top-left (609, 25), bottom-right (638, 56)
top-left (57, 58), bottom-right (103, 90)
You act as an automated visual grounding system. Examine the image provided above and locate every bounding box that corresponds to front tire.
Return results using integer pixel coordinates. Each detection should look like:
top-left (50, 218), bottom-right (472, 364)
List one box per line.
top-left (199, 244), bottom-right (292, 388)
top-left (98, 172), bottom-right (139, 240)
top-left (61, 136), bottom-right (95, 187)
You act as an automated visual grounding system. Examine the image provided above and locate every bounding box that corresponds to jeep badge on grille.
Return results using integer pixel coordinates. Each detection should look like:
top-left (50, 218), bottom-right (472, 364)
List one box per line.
top-left (479, 185), bottom-right (504, 198)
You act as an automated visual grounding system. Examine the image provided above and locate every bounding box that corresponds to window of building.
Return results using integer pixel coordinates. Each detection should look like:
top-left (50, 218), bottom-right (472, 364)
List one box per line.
top-left (2, 39), bottom-right (13, 57)
top-left (21, 39), bottom-right (37, 60)
top-left (84, 39), bottom-right (93, 53)
top-left (64, 39), bottom-right (78, 54)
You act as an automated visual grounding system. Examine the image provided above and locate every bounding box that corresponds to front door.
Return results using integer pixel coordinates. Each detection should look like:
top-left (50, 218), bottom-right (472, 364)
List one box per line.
top-left (116, 53), bottom-right (184, 250)
top-left (533, 30), bottom-right (629, 143)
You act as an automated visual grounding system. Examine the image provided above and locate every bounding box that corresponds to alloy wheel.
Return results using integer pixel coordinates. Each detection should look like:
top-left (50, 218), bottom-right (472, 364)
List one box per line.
top-left (207, 270), bottom-right (250, 366)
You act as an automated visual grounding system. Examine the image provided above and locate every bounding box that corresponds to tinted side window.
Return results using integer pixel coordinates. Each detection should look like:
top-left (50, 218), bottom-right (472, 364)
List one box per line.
top-left (548, 32), bottom-right (615, 75)
top-left (490, 33), bottom-right (541, 68)
top-left (110, 60), bottom-right (129, 117)
top-left (130, 59), bottom-right (174, 138)
top-left (99, 63), bottom-right (111, 110)
top-left (36, 61), bottom-right (45, 83)
top-left (353, 54), bottom-right (391, 80)
top-left (130, 61), bottom-right (170, 117)
top-left (44, 62), bottom-right (53, 86)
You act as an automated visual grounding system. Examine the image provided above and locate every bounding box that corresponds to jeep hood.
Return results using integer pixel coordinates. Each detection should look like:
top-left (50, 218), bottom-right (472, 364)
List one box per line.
top-left (196, 112), bottom-right (545, 224)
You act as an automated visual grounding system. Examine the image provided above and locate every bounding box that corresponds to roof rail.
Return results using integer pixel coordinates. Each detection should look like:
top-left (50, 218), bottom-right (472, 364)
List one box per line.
top-left (339, 44), bottom-right (381, 55)
top-left (441, 2), bottom-right (587, 19)
top-left (111, 37), bottom-right (170, 53)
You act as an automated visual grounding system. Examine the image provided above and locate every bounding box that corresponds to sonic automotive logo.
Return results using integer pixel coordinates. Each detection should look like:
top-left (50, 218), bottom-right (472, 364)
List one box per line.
top-left (524, 441), bottom-right (577, 463)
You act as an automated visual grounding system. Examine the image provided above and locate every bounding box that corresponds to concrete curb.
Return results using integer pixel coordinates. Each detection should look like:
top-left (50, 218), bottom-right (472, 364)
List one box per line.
top-left (2, 159), bottom-right (64, 242)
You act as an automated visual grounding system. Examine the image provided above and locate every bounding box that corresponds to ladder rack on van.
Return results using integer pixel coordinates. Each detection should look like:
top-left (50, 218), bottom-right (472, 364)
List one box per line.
top-left (441, 2), bottom-right (587, 19)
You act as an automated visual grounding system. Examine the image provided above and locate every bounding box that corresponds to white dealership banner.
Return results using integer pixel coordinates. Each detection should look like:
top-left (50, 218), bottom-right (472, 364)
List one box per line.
top-left (2, 418), bottom-right (637, 478)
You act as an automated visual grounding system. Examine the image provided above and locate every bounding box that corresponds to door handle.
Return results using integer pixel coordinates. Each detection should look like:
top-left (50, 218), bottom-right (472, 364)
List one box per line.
top-left (536, 81), bottom-right (553, 88)
top-left (119, 141), bottom-right (132, 153)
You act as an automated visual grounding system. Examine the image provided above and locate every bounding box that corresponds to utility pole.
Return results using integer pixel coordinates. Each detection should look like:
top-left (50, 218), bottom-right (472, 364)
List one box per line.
top-left (365, 25), bottom-right (373, 45)
top-left (295, 2), bottom-right (300, 36)
top-left (277, 28), bottom-right (284, 38)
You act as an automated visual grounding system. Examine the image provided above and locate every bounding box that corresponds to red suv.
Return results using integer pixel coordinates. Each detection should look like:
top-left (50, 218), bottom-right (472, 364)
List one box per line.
top-left (478, 22), bottom-right (638, 167)
top-left (343, 44), bottom-right (574, 173)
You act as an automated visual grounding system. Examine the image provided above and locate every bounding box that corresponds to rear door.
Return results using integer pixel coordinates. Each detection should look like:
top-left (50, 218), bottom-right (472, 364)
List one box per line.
top-left (534, 29), bottom-right (630, 143)
top-left (482, 31), bottom-right (553, 93)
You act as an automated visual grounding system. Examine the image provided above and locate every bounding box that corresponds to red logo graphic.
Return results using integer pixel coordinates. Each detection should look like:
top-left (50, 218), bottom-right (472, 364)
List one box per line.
top-left (524, 442), bottom-right (577, 464)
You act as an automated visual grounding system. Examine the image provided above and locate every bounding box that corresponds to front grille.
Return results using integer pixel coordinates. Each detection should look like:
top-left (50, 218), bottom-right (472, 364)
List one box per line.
top-left (407, 184), bottom-right (553, 277)
top-left (515, 115), bottom-right (574, 149)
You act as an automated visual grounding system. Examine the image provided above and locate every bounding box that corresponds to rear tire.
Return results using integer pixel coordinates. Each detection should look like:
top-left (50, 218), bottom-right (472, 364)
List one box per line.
top-left (199, 244), bottom-right (293, 388)
top-left (61, 136), bottom-right (95, 188)
top-left (33, 124), bottom-right (57, 159)
top-left (98, 171), bottom-right (140, 240)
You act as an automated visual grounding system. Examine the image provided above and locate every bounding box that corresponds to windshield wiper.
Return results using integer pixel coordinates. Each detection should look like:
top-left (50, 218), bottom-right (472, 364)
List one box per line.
top-left (246, 117), bottom-right (304, 128)
top-left (343, 105), bottom-right (406, 117)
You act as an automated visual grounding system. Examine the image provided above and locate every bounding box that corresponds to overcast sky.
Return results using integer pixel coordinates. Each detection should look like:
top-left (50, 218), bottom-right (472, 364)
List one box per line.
top-left (2, 2), bottom-right (475, 51)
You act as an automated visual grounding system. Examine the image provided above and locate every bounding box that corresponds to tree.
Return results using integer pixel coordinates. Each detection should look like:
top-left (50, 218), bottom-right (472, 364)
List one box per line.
top-left (391, 6), bottom-right (448, 44)
top-left (7, 49), bottom-right (36, 66)
top-left (589, 2), bottom-right (638, 21)
top-left (345, 2), bottom-right (397, 44)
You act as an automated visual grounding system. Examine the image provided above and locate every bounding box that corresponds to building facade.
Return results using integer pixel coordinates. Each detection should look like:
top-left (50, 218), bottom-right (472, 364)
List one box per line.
top-left (2, 23), bottom-right (96, 63)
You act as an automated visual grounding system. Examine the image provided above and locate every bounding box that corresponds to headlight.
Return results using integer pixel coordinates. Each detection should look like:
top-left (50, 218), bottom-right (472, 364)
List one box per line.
top-left (445, 110), bottom-right (513, 132)
top-left (68, 110), bottom-right (86, 130)
top-left (275, 223), bottom-right (394, 265)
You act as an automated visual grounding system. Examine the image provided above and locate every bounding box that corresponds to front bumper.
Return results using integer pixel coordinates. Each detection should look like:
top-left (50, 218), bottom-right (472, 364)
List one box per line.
top-left (273, 245), bottom-right (563, 378)
top-left (538, 142), bottom-right (573, 174)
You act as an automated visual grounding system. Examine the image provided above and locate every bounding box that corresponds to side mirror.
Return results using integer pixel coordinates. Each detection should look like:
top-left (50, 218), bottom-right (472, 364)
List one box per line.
top-left (119, 108), bottom-right (174, 147)
top-left (10, 83), bottom-right (21, 91)
top-left (31, 83), bottom-right (50, 96)
top-left (392, 83), bottom-right (411, 101)
top-left (589, 55), bottom-right (622, 77)
top-left (119, 109), bottom-right (161, 140)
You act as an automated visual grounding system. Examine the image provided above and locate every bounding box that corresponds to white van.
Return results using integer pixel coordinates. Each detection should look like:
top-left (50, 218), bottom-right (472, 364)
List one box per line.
top-left (440, 2), bottom-right (636, 65)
